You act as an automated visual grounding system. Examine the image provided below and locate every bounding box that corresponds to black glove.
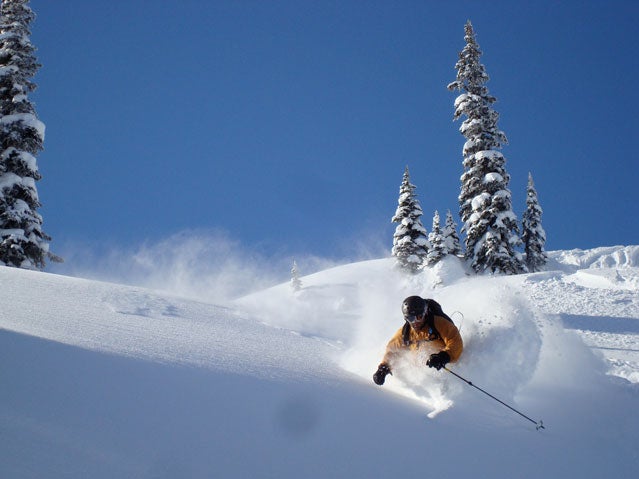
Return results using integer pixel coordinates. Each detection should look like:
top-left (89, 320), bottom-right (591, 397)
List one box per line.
top-left (427, 351), bottom-right (450, 371)
top-left (373, 363), bottom-right (391, 385)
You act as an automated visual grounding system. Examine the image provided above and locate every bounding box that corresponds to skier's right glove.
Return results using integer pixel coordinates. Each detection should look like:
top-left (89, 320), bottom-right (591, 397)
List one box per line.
top-left (373, 363), bottom-right (391, 385)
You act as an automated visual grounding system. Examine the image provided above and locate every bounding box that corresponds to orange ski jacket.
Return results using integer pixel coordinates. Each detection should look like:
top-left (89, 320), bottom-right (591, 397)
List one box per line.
top-left (381, 314), bottom-right (463, 368)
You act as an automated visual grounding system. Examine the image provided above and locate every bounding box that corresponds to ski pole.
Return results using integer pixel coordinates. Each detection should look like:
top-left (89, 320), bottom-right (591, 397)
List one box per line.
top-left (443, 366), bottom-right (545, 430)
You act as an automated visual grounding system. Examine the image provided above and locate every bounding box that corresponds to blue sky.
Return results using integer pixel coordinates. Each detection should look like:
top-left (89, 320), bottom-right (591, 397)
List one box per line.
top-left (29, 0), bottom-right (638, 275)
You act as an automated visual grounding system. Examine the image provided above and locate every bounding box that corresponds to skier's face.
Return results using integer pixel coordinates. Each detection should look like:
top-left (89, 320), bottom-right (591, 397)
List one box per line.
top-left (405, 313), bottom-right (426, 331)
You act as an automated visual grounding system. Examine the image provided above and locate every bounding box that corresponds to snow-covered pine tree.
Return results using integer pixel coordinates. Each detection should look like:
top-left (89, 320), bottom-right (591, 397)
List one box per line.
top-left (447, 21), bottom-right (524, 275)
top-left (391, 166), bottom-right (429, 273)
top-left (290, 260), bottom-right (302, 292)
top-left (426, 210), bottom-right (446, 266)
top-left (443, 210), bottom-right (462, 257)
top-left (0, 0), bottom-right (51, 268)
top-left (522, 172), bottom-right (547, 272)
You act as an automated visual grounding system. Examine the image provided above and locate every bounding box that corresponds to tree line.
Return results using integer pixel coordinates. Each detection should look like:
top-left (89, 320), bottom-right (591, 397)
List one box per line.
top-left (392, 21), bottom-right (547, 275)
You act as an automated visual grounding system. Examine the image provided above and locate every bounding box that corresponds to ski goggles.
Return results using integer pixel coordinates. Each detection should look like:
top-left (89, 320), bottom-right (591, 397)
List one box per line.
top-left (404, 313), bottom-right (424, 324)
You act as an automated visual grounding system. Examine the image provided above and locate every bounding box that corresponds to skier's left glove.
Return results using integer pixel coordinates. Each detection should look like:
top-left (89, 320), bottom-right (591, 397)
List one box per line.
top-left (427, 351), bottom-right (450, 371)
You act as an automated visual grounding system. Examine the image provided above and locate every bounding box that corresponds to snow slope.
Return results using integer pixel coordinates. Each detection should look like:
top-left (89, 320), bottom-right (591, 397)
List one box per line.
top-left (1, 246), bottom-right (638, 478)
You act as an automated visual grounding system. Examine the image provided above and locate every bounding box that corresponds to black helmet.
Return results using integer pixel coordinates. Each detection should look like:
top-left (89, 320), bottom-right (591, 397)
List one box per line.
top-left (402, 296), bottom-right (426, 318)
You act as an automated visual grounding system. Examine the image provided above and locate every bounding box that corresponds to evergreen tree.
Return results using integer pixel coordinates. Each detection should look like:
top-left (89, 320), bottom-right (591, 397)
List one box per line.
top-left (0, 0), bottom-right (51, 268)
top-left (290, 260), bottom-right (302, 292)
top-left (391, 166), bottom-right (429, 273)
top-left (522, 172), bottom-right (547, 272)
top-left (447, 21), bottom-right (524, 274)
top-left (426, 210), bottom-right (446, 266)
top-left (443, 210), bottom-right (462, 257)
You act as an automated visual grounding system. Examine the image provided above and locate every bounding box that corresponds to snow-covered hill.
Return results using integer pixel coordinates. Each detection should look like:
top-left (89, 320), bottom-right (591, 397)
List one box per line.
top-left (1, 246), bottom-right (638, 478)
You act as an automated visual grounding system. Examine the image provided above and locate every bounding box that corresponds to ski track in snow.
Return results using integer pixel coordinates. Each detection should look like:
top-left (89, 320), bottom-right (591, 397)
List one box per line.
top-left (523, 263), bottom-right (639, 384)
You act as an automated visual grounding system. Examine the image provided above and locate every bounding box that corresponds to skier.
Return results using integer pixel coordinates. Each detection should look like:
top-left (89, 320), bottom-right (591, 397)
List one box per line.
top-left (373, 296), bottom-right (463, 385)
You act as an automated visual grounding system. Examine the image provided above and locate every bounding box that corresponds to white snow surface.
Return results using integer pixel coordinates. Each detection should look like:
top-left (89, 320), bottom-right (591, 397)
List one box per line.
top-left (2, 245), bottom-right (639, 478)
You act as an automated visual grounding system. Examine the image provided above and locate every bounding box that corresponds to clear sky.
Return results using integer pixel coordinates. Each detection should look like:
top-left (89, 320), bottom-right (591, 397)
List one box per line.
top-left (28, 0), bottom-right (638, 275)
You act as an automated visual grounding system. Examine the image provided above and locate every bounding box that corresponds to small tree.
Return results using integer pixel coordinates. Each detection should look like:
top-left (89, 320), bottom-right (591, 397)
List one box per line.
top-left (426, 210), bottom-right (447, 266)
top-left (391, 166), bottom-right (429, 273)
top-left (290, 260), bottom-right (302, 292)
top-left (0, 0), bottom-right (52, 268)
top-left (522, 173), bottom-right (547, 272)
top-left (448, 21), bottom-right (524, 274)
top-left (443, 210), bottom-right (462, 257)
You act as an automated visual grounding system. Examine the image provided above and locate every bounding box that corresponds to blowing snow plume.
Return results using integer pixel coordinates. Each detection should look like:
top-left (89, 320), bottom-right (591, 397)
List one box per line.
top-left (50, 230), bottom-right (310, 302)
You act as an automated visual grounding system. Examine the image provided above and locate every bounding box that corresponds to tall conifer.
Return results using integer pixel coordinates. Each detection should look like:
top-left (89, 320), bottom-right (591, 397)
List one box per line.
top-left (448, 21), bottom-right (523, 274)
top-left (0, 0), bottom-right (51, 268)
